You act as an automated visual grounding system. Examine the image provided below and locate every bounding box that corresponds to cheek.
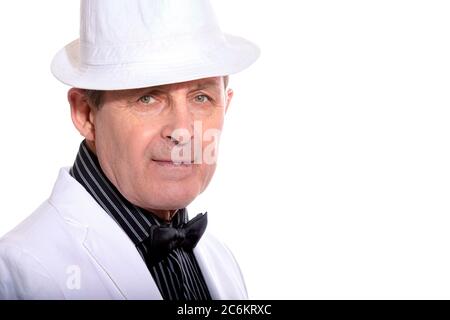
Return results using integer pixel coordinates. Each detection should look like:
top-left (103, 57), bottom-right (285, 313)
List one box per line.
top-left (95, 116), bottom-right (130, 161)
top-left (94, 114), bottom-right (158, 176)
top-left (199, 114), bottom-right (224, 165)
top-left (198, 163), bottom-right (217, 192)
top-left (195, 117), bottom-right (224, 192)
top-left (127, 124), bottom-right (160, 160)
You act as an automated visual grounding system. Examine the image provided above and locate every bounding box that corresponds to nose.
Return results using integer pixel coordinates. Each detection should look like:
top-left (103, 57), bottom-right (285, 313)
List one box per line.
top-left (161, 97), bottom-right (194, 146)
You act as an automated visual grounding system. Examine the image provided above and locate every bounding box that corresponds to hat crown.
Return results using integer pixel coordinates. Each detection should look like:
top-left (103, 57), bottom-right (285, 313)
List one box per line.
top-left (51, 0), bottom-right (260, 90)
top-left (80, 0), bottom-right (221, 47)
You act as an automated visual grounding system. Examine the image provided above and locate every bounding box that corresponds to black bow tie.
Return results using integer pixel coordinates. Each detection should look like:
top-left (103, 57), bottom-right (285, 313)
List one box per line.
top-left (141, 212), bottom-right (208, 266)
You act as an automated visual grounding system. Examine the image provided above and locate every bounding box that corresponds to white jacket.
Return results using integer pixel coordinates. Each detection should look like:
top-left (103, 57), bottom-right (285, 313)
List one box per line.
top-left (0, 168), bottom-right (247, 300)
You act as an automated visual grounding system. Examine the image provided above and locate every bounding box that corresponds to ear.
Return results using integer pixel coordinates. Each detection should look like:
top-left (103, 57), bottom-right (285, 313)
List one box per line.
top-left (225, 88), bottom-right (234, 114)
top-left (68, 88), bottom-right (96, 143)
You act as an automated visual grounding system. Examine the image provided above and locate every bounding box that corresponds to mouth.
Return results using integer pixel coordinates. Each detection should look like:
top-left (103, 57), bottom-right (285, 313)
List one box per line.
top-left (152, 159), bottom-right (193, 167)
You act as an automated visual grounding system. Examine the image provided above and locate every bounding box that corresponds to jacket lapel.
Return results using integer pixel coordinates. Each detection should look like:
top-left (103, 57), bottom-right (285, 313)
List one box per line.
top-left (82, 226), bottom-right (161, 299)
top-left (194, 233), bottom-right (248, 300)
top-left (194, 239), bottom-right (221, 299)
top-left (50, 167), bottom-right (162, 299)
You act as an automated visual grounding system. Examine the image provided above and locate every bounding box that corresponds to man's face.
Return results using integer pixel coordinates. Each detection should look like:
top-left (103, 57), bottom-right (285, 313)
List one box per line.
top-left (90, 77), bottom-right (232, 212)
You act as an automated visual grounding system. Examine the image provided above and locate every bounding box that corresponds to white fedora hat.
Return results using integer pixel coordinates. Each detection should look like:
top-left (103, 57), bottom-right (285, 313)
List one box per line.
top-left (51, 0), bottom-right (260, 90)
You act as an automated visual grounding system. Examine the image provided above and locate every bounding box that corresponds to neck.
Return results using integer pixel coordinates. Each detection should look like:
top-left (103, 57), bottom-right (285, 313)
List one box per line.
top-left (148, 209), bottom-right (178, 223)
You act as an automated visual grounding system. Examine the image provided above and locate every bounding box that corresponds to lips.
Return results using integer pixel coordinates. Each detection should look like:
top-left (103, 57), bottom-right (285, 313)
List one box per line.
top-left (152, 159), bottom-right (193, 166)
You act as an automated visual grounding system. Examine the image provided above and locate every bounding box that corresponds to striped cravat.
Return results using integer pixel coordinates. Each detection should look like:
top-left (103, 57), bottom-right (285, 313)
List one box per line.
top-left (69, 140), bottom-right (211, 300)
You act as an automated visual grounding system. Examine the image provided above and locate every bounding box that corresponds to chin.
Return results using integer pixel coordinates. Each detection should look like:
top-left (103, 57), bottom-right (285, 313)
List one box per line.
top-left (146, 181), bottom-right (201, 210)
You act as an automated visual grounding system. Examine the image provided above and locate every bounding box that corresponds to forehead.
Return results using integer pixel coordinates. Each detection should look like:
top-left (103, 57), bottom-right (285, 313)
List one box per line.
top-left (158, 77), bottom-right (223, 91)
top-left (116, 77), bottom-right (224, 96)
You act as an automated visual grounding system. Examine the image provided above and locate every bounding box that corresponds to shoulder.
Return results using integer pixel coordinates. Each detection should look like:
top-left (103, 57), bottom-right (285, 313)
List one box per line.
top-left (0, 200), bottom-right (69, 254)
top-left (0, 237), bottom-right (64, 299)
top-left (0, 201), bottom-right (69, 299)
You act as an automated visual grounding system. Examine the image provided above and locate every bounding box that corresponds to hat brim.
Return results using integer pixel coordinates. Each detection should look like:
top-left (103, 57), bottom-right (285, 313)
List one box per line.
top-left (50, 34), bottom-right (260, 90)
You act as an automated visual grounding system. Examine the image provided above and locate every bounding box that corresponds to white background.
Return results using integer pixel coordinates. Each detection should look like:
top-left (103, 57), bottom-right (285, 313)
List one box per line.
top-left (1, 0), bottom-right (450, 299)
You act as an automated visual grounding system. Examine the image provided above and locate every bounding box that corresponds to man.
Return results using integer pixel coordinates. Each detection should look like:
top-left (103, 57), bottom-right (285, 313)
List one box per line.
top-left (0, 0), bottom-right (259, 299)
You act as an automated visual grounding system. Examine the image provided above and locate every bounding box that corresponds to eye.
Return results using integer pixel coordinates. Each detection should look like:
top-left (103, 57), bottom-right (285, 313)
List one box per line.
top-left (138, 95), bottom-right (156, 104)
top-left (194, 94), bottom-right (210, 103)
